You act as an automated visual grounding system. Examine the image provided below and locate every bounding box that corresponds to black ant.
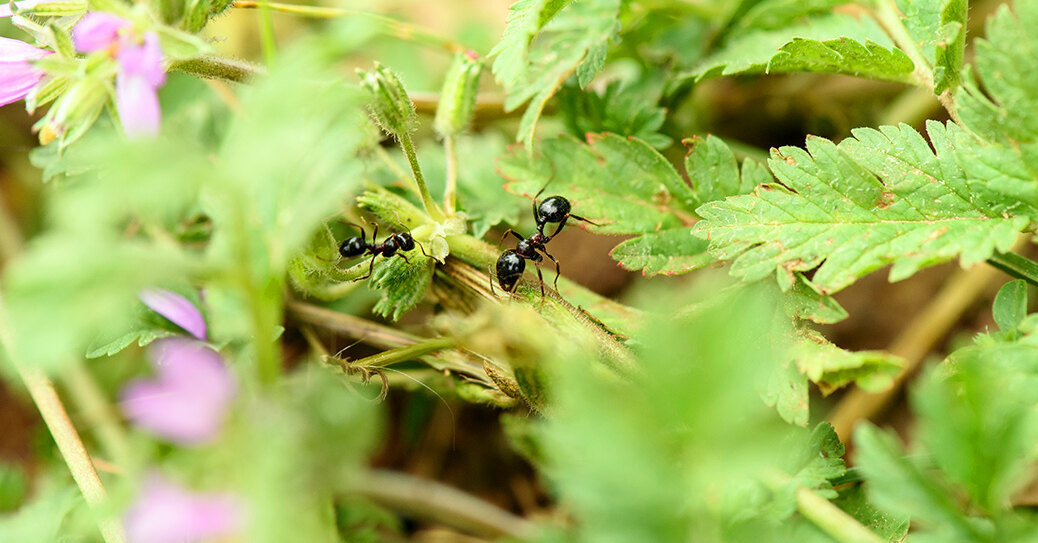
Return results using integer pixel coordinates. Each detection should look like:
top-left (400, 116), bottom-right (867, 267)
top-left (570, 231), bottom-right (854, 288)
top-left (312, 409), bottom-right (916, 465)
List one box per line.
top-left (338, 221), bottom-right (428, 281)
top-left (493, 194), bottom-right (596, 298)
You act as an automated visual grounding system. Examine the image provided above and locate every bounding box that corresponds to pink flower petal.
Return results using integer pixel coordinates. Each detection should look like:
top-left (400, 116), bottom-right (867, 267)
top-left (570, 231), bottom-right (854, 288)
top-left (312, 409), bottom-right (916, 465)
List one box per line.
top-left (0, 61), bottom-right (45, 106)
top-left (0, 0), bottom-right (42, 17)
top-left (72, 12), bottom-right (130, 53)
top-left (117, 31), bottom-right (165, 88)
top-left (120, 338), bottom-right (235, 445)
top-left (116, 70), bottom-right (160, 138)
top-left (124, 474), bottom-right (243, 543)
top-left (139, 289), bottom-right (207, 340)
top-left (0, 35), bottom-right (51, 61)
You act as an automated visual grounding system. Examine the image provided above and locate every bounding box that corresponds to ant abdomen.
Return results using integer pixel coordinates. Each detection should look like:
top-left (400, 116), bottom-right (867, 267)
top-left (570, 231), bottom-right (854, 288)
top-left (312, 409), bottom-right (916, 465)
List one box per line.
top-left (339, 237), bottom-right (367, 258)
top-left (496, 250), bottom-right (526, 293)
top-left (537, 196), bottom-right (571, 224)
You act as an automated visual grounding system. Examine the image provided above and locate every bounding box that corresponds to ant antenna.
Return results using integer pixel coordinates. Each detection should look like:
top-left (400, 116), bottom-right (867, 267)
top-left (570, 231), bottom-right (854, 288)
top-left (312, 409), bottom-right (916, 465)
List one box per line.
top-left (386, 209), bottom-right (433, 259)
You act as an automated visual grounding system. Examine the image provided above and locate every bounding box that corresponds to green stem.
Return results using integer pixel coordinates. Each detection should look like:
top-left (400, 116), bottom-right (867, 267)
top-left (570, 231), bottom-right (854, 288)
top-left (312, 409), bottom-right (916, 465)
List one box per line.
top-left (443, 135), bottom-right (459, 215)
top-left (232, 1), bottom-right (464, 53)
top-left (872, 0), bottom-right (934, 89)
top-left (169, 56), bottom-right (264, 83)
top-left (398, 134), bottom-right (446, 222)
top-left (796, 487), bottom-right (886, 543)
top-left (987, 250), bottom-right (1038, 287)
top-left (257, 0), bottom-right (277, 66)
top-left (347, 337), bottom-right (455, 368)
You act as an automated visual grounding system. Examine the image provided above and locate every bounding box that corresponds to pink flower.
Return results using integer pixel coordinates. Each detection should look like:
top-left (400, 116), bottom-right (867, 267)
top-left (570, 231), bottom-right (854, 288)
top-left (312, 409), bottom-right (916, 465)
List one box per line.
top-left (121, 338), bottom-right (236, 445)
top-left (72, 12), bottom-right (166, 138)
top-left (139, 288), bottom-right (207, 341)
top-left (124, 473), bottom-right (243, 543)
top-left (0, 36), bottom-right (51, 107)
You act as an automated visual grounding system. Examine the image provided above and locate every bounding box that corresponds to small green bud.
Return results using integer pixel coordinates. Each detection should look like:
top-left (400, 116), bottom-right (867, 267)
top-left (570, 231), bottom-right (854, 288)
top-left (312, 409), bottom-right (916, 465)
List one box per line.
top-left (182, 0), bottom-right (212, 32)
top-left (19, 0), bottom-right (86, 17)
top-left (357, 62), bottom-right (416, 139)
top-left (433, 50), bottom-right (483, 137)
top-left (46, 22), bottom-right (75, 58)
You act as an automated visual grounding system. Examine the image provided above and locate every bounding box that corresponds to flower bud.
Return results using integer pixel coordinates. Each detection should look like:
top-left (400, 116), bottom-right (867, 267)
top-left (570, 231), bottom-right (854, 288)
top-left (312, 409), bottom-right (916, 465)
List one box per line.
top-left (357, 62), bottom-right (416, 138)
top-left (433, 50), bottom-right (482, 137)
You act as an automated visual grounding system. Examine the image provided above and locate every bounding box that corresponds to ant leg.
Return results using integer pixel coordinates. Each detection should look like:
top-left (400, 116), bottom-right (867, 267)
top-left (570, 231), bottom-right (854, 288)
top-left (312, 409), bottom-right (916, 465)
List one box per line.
top-left (354, 254), bottom-right (377, 282)
top-left (541, 249), bottom-right (561, 291)
top-left (533, 262), bottom-right (545, 304)
top-left (570, 213), bottom-right (599, 227)
top-left (488, 265), bottom-right (497, 296)
top-left (414, 241), bottom-right (431, 258)
top-left (498, 229), bottom-right (524, 248)
top-left (398, 252), bottom-right (411, 264)
top-left (548, 217), bottom-right (568, 239)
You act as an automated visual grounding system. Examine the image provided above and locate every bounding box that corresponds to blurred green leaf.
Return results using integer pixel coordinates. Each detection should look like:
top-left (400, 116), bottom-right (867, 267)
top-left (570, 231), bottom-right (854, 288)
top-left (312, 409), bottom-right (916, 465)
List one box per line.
top-left (540, 282), bottom-right (797, 540)
top-left (557, 81), bottom-right (671, 149)
top-left (917, 344), bottom-right (1038, 514)
top-left (831, 484), bottom-right (910, 542)
top-left (792, 329), bottom-right (903, 396)
top-left (694, 124), bottom-right (1027, 293)
top-left (993, 280), bottom-right (1028, 337)
top-left (691, 14), bottom-right (914, 84)
top-left (730, 0), bottom-right (850, 35)
top-left (0, 481), bottom-right (80, 543)
top-left (491, 0), bottom-right (622, 146)
top-left (610, 229), bottom-right (712, 276)
top-left (0, 463), bottom-right (27, 513)
top-left (369, 253), bottom-right (434, 321)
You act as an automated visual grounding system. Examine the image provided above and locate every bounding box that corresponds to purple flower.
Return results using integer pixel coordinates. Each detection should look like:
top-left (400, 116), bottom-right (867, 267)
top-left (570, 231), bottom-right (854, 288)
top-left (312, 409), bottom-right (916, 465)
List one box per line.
top-left (139, 288), bottom-right (207, 340)
top-left (121, 338), bottom-right (236, 445)
top-left (124, 473), bottom-right (243, 543)
top-left (73, 13), bottom-right (166, 138)
top-left (0, 36), bottom-right (52, 107)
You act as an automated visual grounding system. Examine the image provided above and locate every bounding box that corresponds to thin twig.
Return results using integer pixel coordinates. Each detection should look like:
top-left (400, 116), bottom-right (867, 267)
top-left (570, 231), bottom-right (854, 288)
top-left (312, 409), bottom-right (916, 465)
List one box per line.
top-left (354, 469), bottom-right (537, 539)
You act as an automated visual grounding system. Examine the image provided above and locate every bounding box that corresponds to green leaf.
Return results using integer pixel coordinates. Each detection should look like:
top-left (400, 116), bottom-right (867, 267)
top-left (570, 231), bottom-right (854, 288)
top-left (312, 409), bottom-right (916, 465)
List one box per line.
top-left (691, 14), bottom-right (915, 84)
top-left (792, 329), bottom-right (903, 396)
top-left (369, 254), bottom-right (434, 321)
top-left (610, 229), bottom-right (711, 276)
top-left (491, 0), bottom-right (622, 145)
top-left (993, 280), bottom-right (1028, 336)
top-left (854, 423), bottom-right (975, 536)
top-left (794, 423), bottom-right (846, 496)
top-left (762, 349), bottom-right (809, 426)
top-left (731, 0), bottom-right (850, 34)
top-left (501, 133), bottom-right (767, 277)
top-left (916, 344), bottom-right (1038, 514)
top-left (897, 0), bottom-right (968, 94)
top-left (694, 123), bottom-right (1028, 294)
top-left (831, 484), bottom-right (910, 542)
top-left (959, 2), bottom-right (1038, 144)
top-left (557, 81), bottom-right (671, 149)
top-left (781, 273), bottom-right (848, 324)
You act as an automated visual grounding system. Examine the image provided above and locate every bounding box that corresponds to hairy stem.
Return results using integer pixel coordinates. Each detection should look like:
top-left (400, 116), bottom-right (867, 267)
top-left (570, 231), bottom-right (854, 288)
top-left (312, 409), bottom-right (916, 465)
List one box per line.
top-left (232, 1), bottom-right (465, 53)
top-left (354, 469), bottom-right (536, 539)
top-left (443, 135), bottom-right (459, 215)
top-left (797, 487), bottom-right (885, 543)
top-left (398, 134), bottom-right (446, 222)
top-left (170, 56), bottom-right (264, 83)
top-left (348, 337), bottom-right (456, 368)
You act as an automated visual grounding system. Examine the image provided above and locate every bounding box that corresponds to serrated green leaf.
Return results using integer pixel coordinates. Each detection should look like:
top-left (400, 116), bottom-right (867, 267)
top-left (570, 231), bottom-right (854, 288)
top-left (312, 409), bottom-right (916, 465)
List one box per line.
top-left (791, 330), bottom-right (903, 395)
top-left (610, 228), bottom-right (711, 276)
top-left (694, 123), bottom-right (1028, 294)
top-left (855, 423), bottom-right (974, 535)
top-left (959, 2), bottom-right (1038, 144)
top-left (557, 82), bottom-right (671, 149)
top-left (691, 14), bottom-right (915, 84)
top-left (369, 253), bottom-right (434, 321)
top-left (900, 0), bottom-right (967, 95)
top-left (762, 349), bottom-right (809, 426)
top-left (502, 133), bottom-right (769, 277)
top-left (832, 484), bottom-right (910, 542)
top-left (489, 0), bottom-right (571, 88)
top-left (685, 134), bottom-right (764, 204)
top-left (84, 328), bottom-right (177, 358)
top-left (994, 280), bottom-right (1028, 336)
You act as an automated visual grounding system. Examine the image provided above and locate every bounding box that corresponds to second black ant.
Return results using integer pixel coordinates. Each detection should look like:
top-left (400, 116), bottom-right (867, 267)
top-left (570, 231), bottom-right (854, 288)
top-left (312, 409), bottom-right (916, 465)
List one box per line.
top-left (493, 193), bottom-right (596, 298)
top-left (338, 221), bottom-right (428, 281)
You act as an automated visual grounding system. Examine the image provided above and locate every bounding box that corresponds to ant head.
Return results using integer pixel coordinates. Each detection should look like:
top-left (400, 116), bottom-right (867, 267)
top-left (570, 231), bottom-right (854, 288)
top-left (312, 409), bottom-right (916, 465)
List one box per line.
top-left (394, 232), bottom-right (415, 252)
top-left (538, 196), bottom-right (571, 223)
top-left (339, 236), bottom-right (367, 258)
